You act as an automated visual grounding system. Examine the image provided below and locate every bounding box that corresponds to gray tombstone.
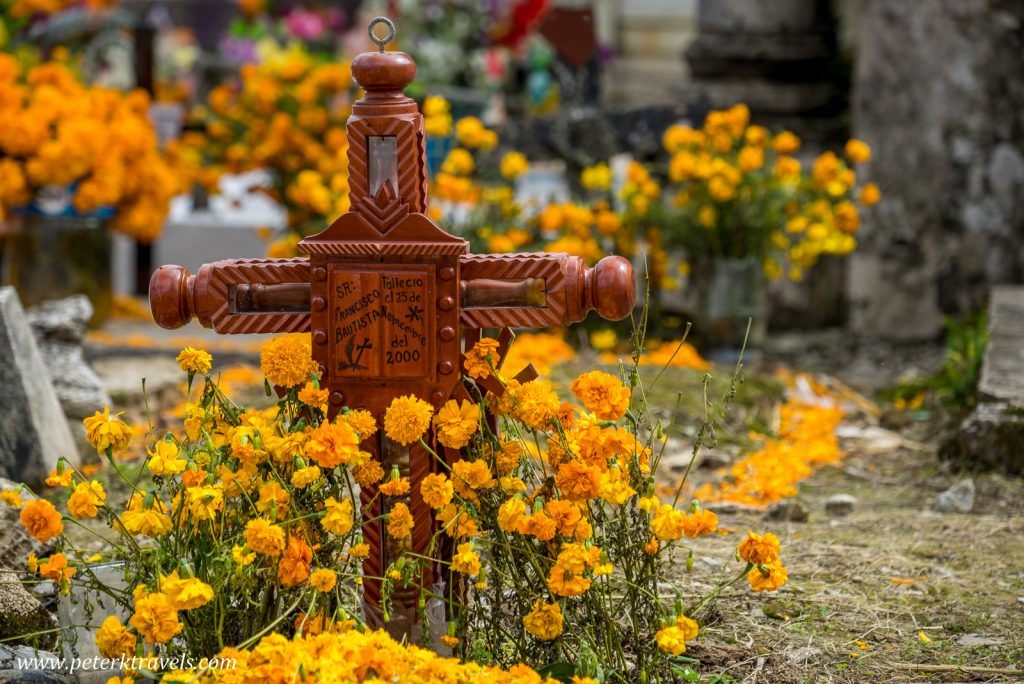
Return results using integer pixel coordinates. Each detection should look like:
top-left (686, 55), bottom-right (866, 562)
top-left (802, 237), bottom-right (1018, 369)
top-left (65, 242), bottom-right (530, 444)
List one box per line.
top-left (0, 287), bottom-right (79, 486)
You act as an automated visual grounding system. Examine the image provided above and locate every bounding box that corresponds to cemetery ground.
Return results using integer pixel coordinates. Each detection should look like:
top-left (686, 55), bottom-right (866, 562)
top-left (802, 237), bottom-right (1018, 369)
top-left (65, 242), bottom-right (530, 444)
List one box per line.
top-left (67, 336), bottom-right (1024, 683)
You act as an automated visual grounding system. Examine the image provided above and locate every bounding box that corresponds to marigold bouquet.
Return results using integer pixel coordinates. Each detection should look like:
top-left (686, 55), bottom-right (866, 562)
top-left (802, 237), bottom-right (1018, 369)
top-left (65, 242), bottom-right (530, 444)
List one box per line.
top-left (0, 55), bottom-right (183, 240)
top-left (655, 104), bottom-right (881, 281)
top-left (6, 331), bottom-right (788, 682)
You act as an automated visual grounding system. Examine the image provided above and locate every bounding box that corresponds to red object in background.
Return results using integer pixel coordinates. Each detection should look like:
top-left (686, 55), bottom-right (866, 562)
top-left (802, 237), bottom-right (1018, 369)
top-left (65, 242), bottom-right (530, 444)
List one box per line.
top-left (493, 0), bottom-right (550, 49)
top-left (538, 7), bottom-right (597, 69)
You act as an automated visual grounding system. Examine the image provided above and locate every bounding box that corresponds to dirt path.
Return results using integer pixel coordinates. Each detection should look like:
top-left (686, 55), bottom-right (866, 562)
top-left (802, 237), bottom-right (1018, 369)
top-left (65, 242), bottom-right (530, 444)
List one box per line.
top-left (683, 428), bottom-right (1024, 682)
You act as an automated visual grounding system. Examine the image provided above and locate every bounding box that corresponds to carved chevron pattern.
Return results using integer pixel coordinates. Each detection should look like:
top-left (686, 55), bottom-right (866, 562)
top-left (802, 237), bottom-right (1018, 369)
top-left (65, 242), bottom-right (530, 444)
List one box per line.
top-left (206, 258), bottom-right (310, 334)
top-left (347, 118), bottom-right (426, 234)
top-left (361, 480), bottom-right (384, 612)
top-left (301, 241), bottom-right (467, 256)
top-left (459, 253), bottom-right (569, 328)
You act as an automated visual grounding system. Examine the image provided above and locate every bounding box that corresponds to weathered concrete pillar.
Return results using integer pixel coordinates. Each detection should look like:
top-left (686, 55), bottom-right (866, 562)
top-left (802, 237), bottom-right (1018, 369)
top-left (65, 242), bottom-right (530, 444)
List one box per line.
top-left (849, 0), bottom-right (1024, 341)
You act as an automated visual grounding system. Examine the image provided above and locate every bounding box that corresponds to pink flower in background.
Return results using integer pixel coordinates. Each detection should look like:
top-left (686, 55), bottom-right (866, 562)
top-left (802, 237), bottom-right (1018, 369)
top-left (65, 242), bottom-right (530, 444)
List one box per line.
top-left (285, 8), bottom-right (325, 41)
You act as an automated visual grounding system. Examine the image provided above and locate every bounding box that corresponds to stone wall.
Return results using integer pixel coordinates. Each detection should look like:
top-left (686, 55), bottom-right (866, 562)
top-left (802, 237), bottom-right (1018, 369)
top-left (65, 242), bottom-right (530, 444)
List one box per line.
top-left (849, 0), bottom-right (1024, 341)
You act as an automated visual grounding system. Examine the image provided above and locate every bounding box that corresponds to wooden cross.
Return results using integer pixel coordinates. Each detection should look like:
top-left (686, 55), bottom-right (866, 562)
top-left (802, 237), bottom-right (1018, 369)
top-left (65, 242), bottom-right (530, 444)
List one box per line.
top-left (149, 17), bottom-right (636, 639)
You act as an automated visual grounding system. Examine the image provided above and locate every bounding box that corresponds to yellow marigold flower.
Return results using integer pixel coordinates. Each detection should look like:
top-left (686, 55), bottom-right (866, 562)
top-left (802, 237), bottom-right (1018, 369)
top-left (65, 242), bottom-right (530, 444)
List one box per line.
top-left (349, 542), bottom-right (370, 558)
top-left (677, 614), bottom-right (699, 641)
top-left (580, 162), bottom-right (612, 191)
top-left (589, 329), bottom-right (617, 352)
top-left (544, 499), bottom-right (582, 537)
top-left (739, 531), bottom-right (781, 565)
top-left (500, 151), bottom-right (529, 180)
top-left (497, 498), bottom-right (527, 532)
top-left (422, 95), bottom-right (450, 117)
top-left (67, 481), bottom-right (105, 519)
top-left (738, 145), bottom-right (764, 172)
top-left (344, 409), bottom-right (378, 441)
top-left (298, 381), bottom-right (328, 411)
top-left (655, 624), bottom-right (687, 656)
top-left (278, 535), bottom-right (312, 587)
top-left (774, 155), bottom-right (802, 179)
top-left (451, 542), bottom-right (481, 575)
top-left (523, 600), bottom-right (563, 641)
top-left (317, 497), bottom-right (353, 539)
top-left (306, 420), bottom-right (360, 468)
top-left (387, 502), bottom-right (414, 538)
top-left (384, 395), bottom-right (433, 445)
top-left (309, 568), bottom-right (337, 592)
top-left (160, 572), bottom-right (214, 611)
top-left (232, 545), bottom-right (255, 566)
top-left (122, 493), bottom-right (171, 538)
top-left (433, 399), bottom-right (479, 449)
top-left (519, 513), bottom-right (557, 541)
top-left (463, 337), bottom-right (500, 380)
top-left (495, 440), bottom-right (524, 475)
top-left (555, 460), bottom-right (602, 501)
top-left (44, 469), bottom-right (72, 488)
top-left (95, 615), bottom-right (135, 658)
top-left (845, 138), bottom-right (871, 164)
top-left (440, 635), bottom-right (459, 648)
top-left (130, 591), bottom-right (182, 644)
top-left (547, 565), bottom-right (591, 597)
top-left (1, 489), bottom-right (23, 508)
top-left (681, 508), bottom-right (719, 538)
top-left (26, 554), bottom-right (37, 573)
top-left (650, 504), bottom-right (686, 541)
top-left (256, 480), bottom-right (290, 515)
top-left (570, 370), bottom-right (630, 421)
top-left (379, 476), bottom-right (410, 497)
top-left (420, 473), bottom-right (453, 510)
top-left (353, 458), bottom-right (384, 487)
top-left (437, 503), bottom-right (478, 538)
top-left (500, 476), bottom-right (527, 494)
top-left (186, 484), bottom-right (224, 521)
top-left (290, 465), bottom-right (322, 488)
top-left (509, 379), bottom-right (560, 430)
top-left (147, 440), bottom-right (186, 476)
top-left (859, 182), bottom-right (881, 206)
top-left (643, 537), bottom-right (660, 555)
top-left (38, 552), bottom-right (75, 584)
top-left (175, 346), bottom-right (212, 375)
top-left (442, 148), bottom-right (475, 176)
top-left (83, 407), bottom-right (134, 454)
top-left (451, 459), bottom-right (495, 494)
top-left (748, 560), bottom-right (789, 592)
top-left (20, 499), bottom-right (63, 542)
top-left (260, 333), bottom-right (317, 388)
top-left (245, 518), bottom-right (286, 556)
top-left (773, 130), bottom-right (801, 155)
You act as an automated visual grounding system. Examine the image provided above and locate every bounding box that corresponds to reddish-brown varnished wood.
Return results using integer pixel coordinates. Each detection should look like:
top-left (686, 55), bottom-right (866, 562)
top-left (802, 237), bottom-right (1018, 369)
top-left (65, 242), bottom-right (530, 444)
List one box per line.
top-left (147, 17), bottom-right (638, 637)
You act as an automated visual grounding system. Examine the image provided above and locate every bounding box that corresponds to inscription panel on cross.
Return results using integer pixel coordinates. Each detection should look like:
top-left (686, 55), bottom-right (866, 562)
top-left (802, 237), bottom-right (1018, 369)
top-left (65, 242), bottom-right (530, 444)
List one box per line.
top-left (330, 264), bottom-right (434, 379)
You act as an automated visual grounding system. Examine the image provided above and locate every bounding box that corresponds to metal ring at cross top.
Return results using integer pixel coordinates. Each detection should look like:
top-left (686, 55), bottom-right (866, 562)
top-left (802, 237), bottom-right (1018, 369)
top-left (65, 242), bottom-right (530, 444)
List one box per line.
top-left (368, 16), bottom-right (396, 52)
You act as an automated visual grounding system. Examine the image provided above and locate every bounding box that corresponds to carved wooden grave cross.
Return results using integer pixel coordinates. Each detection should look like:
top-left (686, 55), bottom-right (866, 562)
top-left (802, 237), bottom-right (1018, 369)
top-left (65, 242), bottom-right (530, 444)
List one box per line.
top-left (149, 17), bottom-right (636, 637)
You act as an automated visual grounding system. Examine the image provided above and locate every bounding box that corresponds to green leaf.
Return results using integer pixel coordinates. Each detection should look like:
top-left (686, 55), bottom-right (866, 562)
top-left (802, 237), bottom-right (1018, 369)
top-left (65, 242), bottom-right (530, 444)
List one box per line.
top-left (536, 662), bottom-right (576, 683)
top-left (671, 665), bottom-right (699, 681)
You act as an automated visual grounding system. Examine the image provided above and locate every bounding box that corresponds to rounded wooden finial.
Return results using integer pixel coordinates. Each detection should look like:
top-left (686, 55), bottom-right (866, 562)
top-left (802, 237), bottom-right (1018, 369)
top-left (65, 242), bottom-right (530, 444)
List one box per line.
top-left (588, 256), bottom-right (636, 321)
top-left (149, 264), bottom-right (194, 329)
top-left (351, 17), bottom-right (415, 93)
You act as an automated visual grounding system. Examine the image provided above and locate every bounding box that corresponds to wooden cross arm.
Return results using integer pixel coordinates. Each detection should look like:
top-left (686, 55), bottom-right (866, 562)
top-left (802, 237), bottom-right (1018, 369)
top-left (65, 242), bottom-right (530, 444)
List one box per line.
top-left (149, 253), bottom-right (635, 334)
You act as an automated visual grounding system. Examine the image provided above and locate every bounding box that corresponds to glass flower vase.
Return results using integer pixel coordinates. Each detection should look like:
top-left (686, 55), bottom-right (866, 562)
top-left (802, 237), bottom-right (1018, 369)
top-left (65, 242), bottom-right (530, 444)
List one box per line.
top-left (692, 256), bottom-right (768, 361)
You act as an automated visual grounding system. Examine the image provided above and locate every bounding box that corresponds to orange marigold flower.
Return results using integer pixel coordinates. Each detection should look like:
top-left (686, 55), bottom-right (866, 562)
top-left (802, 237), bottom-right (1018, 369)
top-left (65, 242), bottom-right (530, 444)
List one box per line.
top-left (655, 624), bottom-right (687, 656)
top-left (298, 381), bottom-right (328, 411)
top-left (387, 502), bottom-right (414, 538)
top-left (509, 379), bottom-right (560, 430)
top-left (278, 535), bottom-right (312, 587)
top-left (306, 420), bottom-right (360, 469)
top-left (83, 407), bottom-right (133, 454)
top-left (379, 476), bottom-right (410, 497)
top-left (38, 552), bottom-right (76, 584)
top-left (681, 508), bottom-right (719, 539)
top-left (738, 531), bottom-right (780, 565)
top-left (650, 504), bottom-right (686, 542)
top-left (570, 371), bottom-right (630, 421)
top-left (545, 499), bottom-right (583, 538)
top-left (440, 635), bottom-right (459, 648)
top-left (677, 614), bottom-right (699, 641)
top-left (353, 458), bottom-right (384, 487)
top-left (643, 537), bottom-right (659, 555)
top-left (384, 395), bottom-right (434, 445)
top-left (494, 440), bottom-right (524, 475)
top-left (245, 518), bottom-right (286, 556)
top-left (67, 481), bottom-right (106, 519)
top-left (844, 138), bottom-right (871, 164)
top-left (147, 440), bottom-right (186, 476)
top-left (464, 338), bottom-right (500, 380)
top-left (290, 465), bottom-right (321, 488)
top-left (0, 489), bottom-right (23, 508)
top-left (176, 346), bottom-right (212, 375)
top-left (122, 493), bottom-right (171, 538)
top-left (130, 591), bottom-right (182, 644)
top-left (420, 473), bottom-right (453, 510)
top-left (433, 399), bottom-right (479, 449)
top-left (260, 334), bottom-right (317, 388)
top-left (451, 459), bottom-right (495, 502)
top-left (518, 513), bottom-right (557, 541)
top-left (497, 498), bottom-right (527, 532)
top-left (748, 560), bottom-right (789, 592)
top-left (20, 499), bottom-right (63, 542)
top-left (309, 568), bottom-right (337, 593)
top-left (159, 572), bottom-right (214, 611)
top-left (523, 600), bottom-right (563, 641)
top-left (95, 615), bottom-right (135, 658)
top-left (256, 480), bottom-right (290, 514)
top-left (554, 461), bottom-right (602, 501)
top-left (44, 469), bottom-right (73, 488)
top-left (546, 565), bottom-right (591, 597)
top-left (437, 503), bottom-right (478, 538)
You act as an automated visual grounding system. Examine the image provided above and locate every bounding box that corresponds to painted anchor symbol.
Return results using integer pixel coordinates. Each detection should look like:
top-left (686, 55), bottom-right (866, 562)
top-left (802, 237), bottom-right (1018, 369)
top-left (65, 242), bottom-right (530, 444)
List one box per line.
top-left (339, 336), bottom-right (373, 371)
